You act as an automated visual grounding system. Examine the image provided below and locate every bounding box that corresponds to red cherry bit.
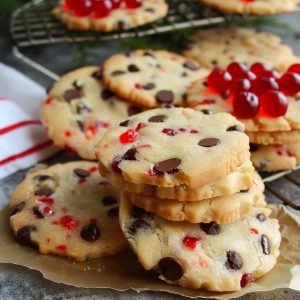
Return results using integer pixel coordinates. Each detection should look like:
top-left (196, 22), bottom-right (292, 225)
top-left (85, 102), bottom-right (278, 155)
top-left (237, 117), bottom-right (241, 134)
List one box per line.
top-left (119, 129), bottom-right (139, 144)
top-left (125, 0), bottom-right (141, 9)
top-left (240, 273), bottom-right (252, 288)
top-left (183, 236), bottom-right (200, 250)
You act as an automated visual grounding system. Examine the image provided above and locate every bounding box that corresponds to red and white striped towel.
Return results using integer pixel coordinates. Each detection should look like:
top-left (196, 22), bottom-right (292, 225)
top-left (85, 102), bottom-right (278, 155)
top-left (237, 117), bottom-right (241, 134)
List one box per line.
top-left (0, 63), bottom-right (59, 179)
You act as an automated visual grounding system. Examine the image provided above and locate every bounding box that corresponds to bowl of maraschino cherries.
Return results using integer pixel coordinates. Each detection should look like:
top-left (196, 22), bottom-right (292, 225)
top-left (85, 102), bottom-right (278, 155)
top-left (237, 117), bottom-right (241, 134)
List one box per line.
top-left (206, 62), bottom-right (300, 119)
top-left (63, 0), bottom-right (142, 18)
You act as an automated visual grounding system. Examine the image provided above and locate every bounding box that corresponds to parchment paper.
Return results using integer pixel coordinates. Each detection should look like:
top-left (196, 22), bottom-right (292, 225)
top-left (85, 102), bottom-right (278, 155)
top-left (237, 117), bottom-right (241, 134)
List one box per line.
top-left (0, 204), bottom-right (299, 299)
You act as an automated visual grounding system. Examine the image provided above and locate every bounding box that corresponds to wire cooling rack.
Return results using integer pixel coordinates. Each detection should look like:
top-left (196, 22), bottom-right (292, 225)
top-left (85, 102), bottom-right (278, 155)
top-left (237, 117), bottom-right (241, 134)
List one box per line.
top-left (9, 0), bottom-right (300, 210)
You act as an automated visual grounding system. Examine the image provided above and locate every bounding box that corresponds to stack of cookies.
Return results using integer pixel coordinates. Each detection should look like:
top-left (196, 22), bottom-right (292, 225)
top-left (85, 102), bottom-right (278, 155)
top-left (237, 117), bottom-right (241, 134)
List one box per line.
top-left (96, 107), bottom-right (281, 291)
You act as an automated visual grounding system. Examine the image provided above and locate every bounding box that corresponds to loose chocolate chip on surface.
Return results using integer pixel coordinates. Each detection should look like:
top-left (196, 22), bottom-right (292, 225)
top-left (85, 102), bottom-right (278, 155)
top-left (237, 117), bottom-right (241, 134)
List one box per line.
top-left (10, 201), bottom-right (25, 216)
top-left (101, 89), bottom-right (114, 100)
top-left (201, 109), bottom-right (213, 115)
top-left (107, 207), bottom-right (119, 219)
top-left (33, 206), bottom-right (45, 218)
top-left (257, 213), bottom-right (267, 222)
top-left (123, 148), bottom-right (137, 161)
top-left (16, 226), bottom-right (36, 246)
top-left (142, 83), bottom-right (156, 90)
top-left (225, 251), bottom-right (243, 270)
top-left (183, 60), bottom-right (199, 71)
top-left (64, 89), bottom-right (82, 102)
top-left (155, 158), bottom-right (181, 174)
top-left (132, 205), bottom-right (151, 219)
top-left (155, 90), bottom-right (174, 104)
top-left (200, 221), bottom-right (221, 235)
top-left (102, 196), bottom-right (118, 206)
top-left (73, 168), bottom-right (90, 178)
top-left (111, 70), bottom-right (126, 76)
top-left (119, 119), bottom-right (133, 127)
top-left (129, 219), bottom-right (151, 235)
top-left (33, 175), bottom-right (53, 182)
top-left (227, 125), bottom-right (244, 132)
top-left (34, 188), bottom-right (54, 197)
top-left (128, 106), bottom-right (142, 116)
top-left (261, 234), bottom-right (271, 255)
top-left (80, 223), bottom-right (101, 242)
top-left (148, 115), bottom-right (167, 123)
top-left (128, 64), bottom-right (140, 72)
top-left (91, 69), bottom-right (102, 80)
top-left (198, 138), bottom-right (220, 147)
top-left (158, 257), bottom-right (184, 281)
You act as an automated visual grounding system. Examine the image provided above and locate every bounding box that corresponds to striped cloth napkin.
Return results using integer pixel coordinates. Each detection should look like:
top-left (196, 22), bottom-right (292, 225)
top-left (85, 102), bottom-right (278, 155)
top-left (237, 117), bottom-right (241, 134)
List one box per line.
top-left (0, 63), bottom-right (59, 179)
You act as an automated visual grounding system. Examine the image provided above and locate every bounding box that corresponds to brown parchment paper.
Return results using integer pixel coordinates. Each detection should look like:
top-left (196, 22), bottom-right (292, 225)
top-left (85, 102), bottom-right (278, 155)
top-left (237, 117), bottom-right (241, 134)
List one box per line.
top-left (0, 204), bottom-right (299, 299)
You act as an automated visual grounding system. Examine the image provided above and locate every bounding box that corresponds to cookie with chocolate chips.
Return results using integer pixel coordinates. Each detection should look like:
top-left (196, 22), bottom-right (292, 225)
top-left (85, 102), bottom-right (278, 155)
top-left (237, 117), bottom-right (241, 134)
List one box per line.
top-left (102, 50), bottom-right (208, 108)
top-left (119, 193), bottom-right (281, 292)
top-left (96, 107), bottom-right (250, 188)
top-left (53, 0), bottom-right (168, 32)
top-left (10, 161), bottom-right (128, 261)
top-left (41, 66), bottom-right (144, 160)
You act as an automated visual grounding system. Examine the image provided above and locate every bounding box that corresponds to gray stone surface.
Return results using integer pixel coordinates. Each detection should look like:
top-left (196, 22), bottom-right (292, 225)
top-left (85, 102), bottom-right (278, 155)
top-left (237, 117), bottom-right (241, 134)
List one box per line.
top-left (1, 8), bottom-right (300, 300)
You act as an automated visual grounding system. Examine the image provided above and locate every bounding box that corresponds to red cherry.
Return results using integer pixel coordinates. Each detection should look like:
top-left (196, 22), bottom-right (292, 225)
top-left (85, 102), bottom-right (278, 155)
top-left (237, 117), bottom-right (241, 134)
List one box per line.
top-left (288, 63), bottom-right (300, 75)
top-left (230, 78), bottom-right (251, 95)
top-left (279, 72), bottom-right (300, 96)
top-left (125, 0), bottom-right (141, 9)
top-left (233, 92), bottom-right (260, 119)
top-left (226, 62), bottom-right (248, 79)
top-left (250, 62), bottom-right (271, 77)
top-left (64, 0), bottom-right (74, 10)
top-left (59, 215), bottom-right (79, 230)
top-left (260, 91), bottom-right (288, 117)
top-left (207, 68), bottom-right (232, 93)
top-left (112, 0), bottom-right (122, 9)
top-left (92, 0), bottom-right (112, 18)
top-left (182, 236), bottom-right (199, 250)
top-left (240, 273), bottom-right (252, 288)
top-left (119, 129), bottom-right (139, 144)
top-left (251, 77), bottom-right (279, 96)
top-left (73, 0), bottom-right (93, 17)
top-left (263, 70), bottom-right (280, 79)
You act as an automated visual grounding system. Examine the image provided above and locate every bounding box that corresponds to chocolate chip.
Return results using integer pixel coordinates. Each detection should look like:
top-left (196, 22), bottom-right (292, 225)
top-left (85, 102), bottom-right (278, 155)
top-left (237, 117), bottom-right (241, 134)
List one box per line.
top-left (257, 213), bottom-right (267, 222)
top-left (102, 196), bottom-right (118, 206)
top-left (240, 189), bottom-right (249, 193)
top-left (129, 219), bottom-right (151, 235)
top-left (225, 251), bottom-right (243, 270)
top-left (111, 70), bottom-right (126, 76)
top-left (143, 51), bottom-right (155, 58)
top-left (132, 205), bottom-right (151, 218)
top-left (77, 120), bottom-right (84, 132)
top-left (123, 148), bottom-right (137, 161)
top-left (158, 257), bottom-right (184, 281)
top-left (107, 207), bottom-right (119, 218)
top-left (198, 138), bottom-right (220, 147)
top-left (91, 69), bottom-right (102, 80)
top-left (221, 92), bottom-right (229, 100)
top-left (73, 79), bottom-right (84, 89)
top-left (128, 106), bottom-right (142, 116)
top-left (73, 168), bottom-right (89, 178)
top-left (33, 206), bottom-right (45, 218)
top-left (118, 20), bottom-right (129, 30)
top-left (34, 188), bottom-right (54, 197)
top-left (142, 83), bottom-right (155, 90)
top-left (10, 201), bottom-right (25, 216)
top-left (145, 7), bottom-right (155, 13)
top-left (101, 89), bottom-right (114, 100)
top-left (203, 81), bottom-right (208, 87)
top-left (80, 223), bottom-right (100, 242)
top-left (33, 175), bottom-right (53, 182)
top-left (16, 226), bottom-right (36, 246)
top-left (155, 158), bottom-right (181, 174)
top-left (76, 102), bottom-right (92, 114)
top-left (211, 60), bottom-right (218, 66)
top-left (201, 109), bottom-right (213, 115)
top-left (181, 72), bottom-right (188, 77)
top-left (227, 125), bottom-right (244, 132)
top-left (148, 115), bottom-right (167, 123)
top-left (183, 60), bottom-right (199, 71)
top-left (200, 221), bottom-right (221, 235)
top-left (112, 160), bottom-right (122, 173)
top-left (250, 144), bottom-right (259, 152)
top-left (128, 64), bottom-right (140, 72)
top-left (155, 90), bottom-right (174, 104)
top-left (64, 89), bottom-right (82, 102)
top-left (261, 234), bottom-right (271, 255)
top-left (119, 119), bottom-right (133, 127)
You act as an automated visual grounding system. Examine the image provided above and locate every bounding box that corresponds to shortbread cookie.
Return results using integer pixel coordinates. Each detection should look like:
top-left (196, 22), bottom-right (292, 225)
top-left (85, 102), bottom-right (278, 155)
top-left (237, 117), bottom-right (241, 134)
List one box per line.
top-left (41, 66), bottom-right (144, 160)
top-left (127, 172), bottom-right (267, 224)
top-left (120, 194), bottom-right (281, 291)
top-left (53, 0), bottom-right (168, 32)
top-left (10, 161), bottom-right (128, 261)
top-left (247, 130), bottom-right (300, 145)
top-left (96, 107), bottom-right (250, 188)
top-left (187, 78), bottom-right (300, 132)
top-left (102, 50), bottom-right (208, 107)
top-left (123, 160), bottom-right (254, 201)
top-left (184, 27), bottom-right (300, 72)
top-left (200, 0), bottom-right (299, 15)
top-left (251, 143), bottom-right (300, 172)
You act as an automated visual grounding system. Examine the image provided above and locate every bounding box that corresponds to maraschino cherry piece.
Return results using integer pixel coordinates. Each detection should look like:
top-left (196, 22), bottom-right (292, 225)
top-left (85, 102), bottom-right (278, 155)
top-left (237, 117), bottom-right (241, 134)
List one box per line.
top-left (73, 0), bottom-right (93, 17)
top-left (125, 0), bottom-right (141, 9)
top-left (288, 63), bottom-right (300, 75)
top-left (279, 72), bottom-right (300, 96)
top-left (92, 0), bottom-right (113, 18)
top-left (230, 78), bottom-right (251, 95)
top-left (207, 68), bottom-right (232, 93)
top-left (260, 91), bottom-right (288, 117)
top-left (119, 129), bottom-right (139, 144)
top-left (182, 236), bottom-right (199, 250)
top-left (251, 77), bottom-right (279, 96)
top-left (112, 0), bottom-right (123, 9)
top-left (250, 62), bottom-right (271, 77)
top-left (240, 273), bottom-right (252, 288)
top-left (226, 62), bottom-right (248, 79)
top-left (233, 92), bottom-right (260, 119)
